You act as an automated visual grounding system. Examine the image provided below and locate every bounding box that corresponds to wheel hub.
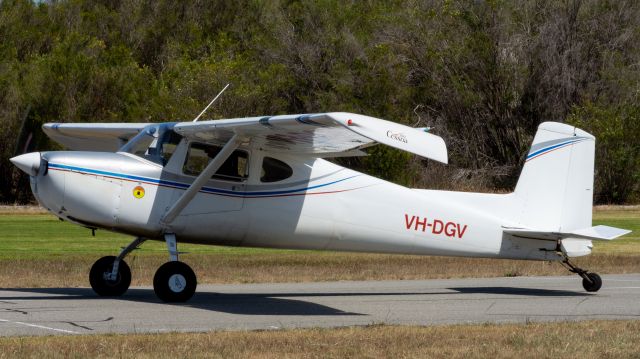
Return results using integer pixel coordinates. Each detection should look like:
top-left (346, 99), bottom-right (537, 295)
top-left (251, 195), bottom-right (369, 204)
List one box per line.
top-left (168, 274), bottom-right (187, 293)
top-left (102, 271), bottom-right (119, 283)
top-left (90, 256), bottom-right (131, 297)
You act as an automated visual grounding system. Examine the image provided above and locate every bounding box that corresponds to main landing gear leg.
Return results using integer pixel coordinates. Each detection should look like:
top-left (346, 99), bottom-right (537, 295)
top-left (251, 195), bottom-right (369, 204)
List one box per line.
top-left (561, 257), bottom-right (602, 292)
top-left (89, 237), bottom-right (146, 296)
top-left (153, 233), bottom-right (197, 302)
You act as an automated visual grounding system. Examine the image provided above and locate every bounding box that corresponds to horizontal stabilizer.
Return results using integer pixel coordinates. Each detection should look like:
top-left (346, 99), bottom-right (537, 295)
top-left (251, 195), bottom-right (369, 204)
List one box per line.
top-left (503, 225), bottom-right (631, 241)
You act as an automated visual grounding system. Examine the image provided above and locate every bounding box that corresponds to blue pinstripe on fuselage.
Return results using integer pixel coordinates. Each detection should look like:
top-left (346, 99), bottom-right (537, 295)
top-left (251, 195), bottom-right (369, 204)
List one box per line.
top-left (47, 163), bottom-right (359, 198)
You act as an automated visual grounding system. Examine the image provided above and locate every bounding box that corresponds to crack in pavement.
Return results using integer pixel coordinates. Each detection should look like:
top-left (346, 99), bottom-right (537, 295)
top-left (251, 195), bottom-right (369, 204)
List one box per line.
top-left (2, 308), bottom-right (28, 315)
top-left (61, 321), bottom-right (93, 331)
top-left (58, 316), bottom-right (114, 332)
top-left (485, 301), bottom-right (496, 314)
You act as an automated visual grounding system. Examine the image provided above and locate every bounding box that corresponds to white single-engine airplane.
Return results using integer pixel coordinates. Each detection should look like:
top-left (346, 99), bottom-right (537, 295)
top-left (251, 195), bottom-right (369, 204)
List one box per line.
top-left (11, 112), bottom-right (631, 302)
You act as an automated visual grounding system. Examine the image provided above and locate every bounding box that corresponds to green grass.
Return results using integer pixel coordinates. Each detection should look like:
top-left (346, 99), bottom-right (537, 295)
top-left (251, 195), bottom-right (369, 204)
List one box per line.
top-left (592, 208), bottom-right (640, 254)
top-left (0, 214), bottom-right (283, 259)
top-left (0, 208), bottom-right (636, 259)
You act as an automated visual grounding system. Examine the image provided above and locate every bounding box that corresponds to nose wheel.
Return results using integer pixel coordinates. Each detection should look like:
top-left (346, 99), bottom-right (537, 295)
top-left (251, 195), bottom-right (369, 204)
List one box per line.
top-left (89, 237), bottom-right (144, 297)
top-left (89, 256), bottom-right (131, 296)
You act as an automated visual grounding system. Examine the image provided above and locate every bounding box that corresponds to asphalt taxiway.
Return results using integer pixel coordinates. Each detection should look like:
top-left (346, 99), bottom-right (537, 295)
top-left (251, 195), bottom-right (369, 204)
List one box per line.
top-left (0, 273), bottom-right (639, 336)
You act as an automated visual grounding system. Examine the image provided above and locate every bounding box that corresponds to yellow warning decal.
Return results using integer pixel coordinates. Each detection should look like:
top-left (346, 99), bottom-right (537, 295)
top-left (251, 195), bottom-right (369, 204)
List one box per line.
top-left (133, 186), bottom-right (145, 199)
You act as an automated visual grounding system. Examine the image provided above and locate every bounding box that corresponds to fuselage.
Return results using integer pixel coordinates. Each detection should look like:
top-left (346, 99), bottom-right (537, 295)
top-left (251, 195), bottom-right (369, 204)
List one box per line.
top-left (30, 150), bottom-right (561, 261)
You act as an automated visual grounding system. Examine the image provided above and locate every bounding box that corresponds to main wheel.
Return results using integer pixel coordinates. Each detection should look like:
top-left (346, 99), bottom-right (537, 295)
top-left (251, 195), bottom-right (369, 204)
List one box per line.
top-left (582, 272), bottom-right (602, 292)
top-left (153, 261), bottom-right (197, 302)
top-left (89, 256), bottom-right (131, 296)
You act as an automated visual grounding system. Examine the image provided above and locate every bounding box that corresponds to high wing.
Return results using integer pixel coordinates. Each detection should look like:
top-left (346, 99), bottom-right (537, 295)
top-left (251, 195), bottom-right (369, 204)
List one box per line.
top-left (42, 112), bottom-right (448, 162)
top-left (43, 123), bottom-right (148, 151)
top-left (174, 112), bottom-right (448, 163)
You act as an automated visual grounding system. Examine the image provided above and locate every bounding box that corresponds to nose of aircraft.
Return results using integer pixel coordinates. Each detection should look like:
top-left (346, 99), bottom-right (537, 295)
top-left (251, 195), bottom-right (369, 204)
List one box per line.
top-left (10, 152), bottom-right (41, 176)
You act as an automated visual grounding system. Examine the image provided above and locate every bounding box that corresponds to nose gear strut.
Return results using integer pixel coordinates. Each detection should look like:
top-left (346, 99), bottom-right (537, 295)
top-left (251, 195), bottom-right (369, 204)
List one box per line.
top-left (89, 237), bottom-right (145, 297)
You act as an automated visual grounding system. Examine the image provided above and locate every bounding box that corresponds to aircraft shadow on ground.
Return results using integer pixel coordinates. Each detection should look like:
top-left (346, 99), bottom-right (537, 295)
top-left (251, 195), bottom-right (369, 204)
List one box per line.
top-left (0, 286), bottom-right (589, 316)
top-left (0, 288), bottom-right (364, 316)
top-left (449, 286), bottom-right (590, 296)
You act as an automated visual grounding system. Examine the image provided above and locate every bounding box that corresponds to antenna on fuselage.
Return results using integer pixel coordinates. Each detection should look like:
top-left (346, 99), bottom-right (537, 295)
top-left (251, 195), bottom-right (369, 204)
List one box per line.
top-left (192, 83), bottom-right (230, 122)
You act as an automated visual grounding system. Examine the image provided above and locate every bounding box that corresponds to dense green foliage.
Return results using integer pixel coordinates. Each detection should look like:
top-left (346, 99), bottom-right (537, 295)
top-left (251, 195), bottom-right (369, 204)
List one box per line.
top-left (1, 0), bottom-right (638, 203)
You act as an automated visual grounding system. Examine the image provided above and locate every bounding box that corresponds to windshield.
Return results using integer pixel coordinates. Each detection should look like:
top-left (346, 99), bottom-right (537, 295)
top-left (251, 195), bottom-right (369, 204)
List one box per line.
top-left (119, 123), bottom-right (181, 165)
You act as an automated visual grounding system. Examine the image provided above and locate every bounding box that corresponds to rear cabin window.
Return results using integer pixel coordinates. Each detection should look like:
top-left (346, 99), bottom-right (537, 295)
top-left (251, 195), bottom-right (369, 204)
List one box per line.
top-left (261, 157), bottom-right (293, 183)
top-left (183, 143), bottom-right (248, 182)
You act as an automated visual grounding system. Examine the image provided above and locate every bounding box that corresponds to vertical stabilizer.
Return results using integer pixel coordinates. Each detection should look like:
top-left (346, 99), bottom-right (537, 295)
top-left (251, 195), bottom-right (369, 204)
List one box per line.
top-left (513, 122), bottom-right (595, 231)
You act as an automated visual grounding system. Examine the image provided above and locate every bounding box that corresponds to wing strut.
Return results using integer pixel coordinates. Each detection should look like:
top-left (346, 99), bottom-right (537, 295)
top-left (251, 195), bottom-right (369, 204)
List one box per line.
top-left (161, 135), bottom-right (240, 225)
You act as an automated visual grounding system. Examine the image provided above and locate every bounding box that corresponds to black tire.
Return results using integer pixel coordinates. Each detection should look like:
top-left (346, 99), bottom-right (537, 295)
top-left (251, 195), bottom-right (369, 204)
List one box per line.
top-left (89, 256), bottom-right (131, 296)
top-left (582, 272), bottom-right (602, 292)
top-left (153, 261), bottom-right (197, 302)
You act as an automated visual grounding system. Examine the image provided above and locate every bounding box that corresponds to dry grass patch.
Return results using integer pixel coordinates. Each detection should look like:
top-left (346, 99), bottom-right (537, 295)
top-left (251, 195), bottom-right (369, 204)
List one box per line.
top-left (0, 320), bottom-right (639, 358)
top-left (0, 206), bottom-right (48, 215)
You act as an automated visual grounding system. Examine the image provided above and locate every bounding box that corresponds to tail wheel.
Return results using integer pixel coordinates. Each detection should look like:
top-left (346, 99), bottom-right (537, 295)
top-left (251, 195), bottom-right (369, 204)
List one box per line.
top-left (89, 256), bottom-right (131, 296)
top-left (153, 261), bottom-right (197, 302)
top-left (582, 272), bottom-right (602, 292)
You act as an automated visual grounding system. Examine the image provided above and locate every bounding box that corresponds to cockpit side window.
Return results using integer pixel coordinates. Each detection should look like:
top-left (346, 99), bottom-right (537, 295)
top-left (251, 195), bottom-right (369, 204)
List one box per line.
top-left (121, 127), bottom-right (156, 158)
top-left (183, 143), bottom-right (248, 182)
top-left (261, 157), bottom-right (293, 183)
top-left (159, 130), bottom-right (183, 165)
